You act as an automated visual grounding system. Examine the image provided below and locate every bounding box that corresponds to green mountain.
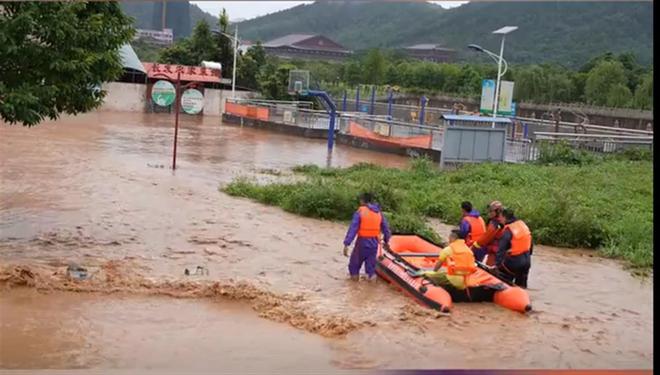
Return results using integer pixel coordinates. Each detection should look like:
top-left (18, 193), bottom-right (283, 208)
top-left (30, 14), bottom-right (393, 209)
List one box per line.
top-left (237, 1), bottom-right (654, 67)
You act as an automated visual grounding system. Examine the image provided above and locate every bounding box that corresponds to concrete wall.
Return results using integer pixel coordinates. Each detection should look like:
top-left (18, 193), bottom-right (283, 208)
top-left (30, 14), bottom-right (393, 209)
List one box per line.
top-left (99, 82), bottom-right (147, 112)
top-left (99, 82), bottom-right (255, 116)
top-left (203, 89), bottom-right (222, 116)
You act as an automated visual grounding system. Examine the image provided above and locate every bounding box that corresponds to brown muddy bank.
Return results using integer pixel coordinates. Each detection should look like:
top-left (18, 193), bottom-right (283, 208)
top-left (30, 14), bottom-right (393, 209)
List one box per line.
top-left (0, 112), bottom-right (653, 370)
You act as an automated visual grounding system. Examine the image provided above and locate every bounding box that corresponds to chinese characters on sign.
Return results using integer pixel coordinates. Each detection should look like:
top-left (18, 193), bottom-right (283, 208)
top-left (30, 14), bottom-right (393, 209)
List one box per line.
top-left (149, 63), bottom-right (219, 77)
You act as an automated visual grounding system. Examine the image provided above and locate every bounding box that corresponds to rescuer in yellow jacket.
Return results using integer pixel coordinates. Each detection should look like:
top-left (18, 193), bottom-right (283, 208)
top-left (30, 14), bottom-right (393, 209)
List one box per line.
top-left (419, 229), bottom-right (477, 290)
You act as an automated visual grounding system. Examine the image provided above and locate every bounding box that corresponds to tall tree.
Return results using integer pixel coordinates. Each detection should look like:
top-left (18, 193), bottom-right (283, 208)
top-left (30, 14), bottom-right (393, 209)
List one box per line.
top-left (605, 83), bottom-right (633, 108)
top-left (159, 19), bottom-right (219, 65)
top-left (216, 9), bottom-right (235, 78)
top-left (633, 71), bottom-right (653, 110)
top-left (584, 60), bottom-right (628, 106)
top-left (362, 49), bottom-right (386, 85)
top-left (0, 2), bottom-right (134, 126)
top-left (237, 42), bottom-right (266, 90)
top-left (257, 61), bottom-right (294, 100)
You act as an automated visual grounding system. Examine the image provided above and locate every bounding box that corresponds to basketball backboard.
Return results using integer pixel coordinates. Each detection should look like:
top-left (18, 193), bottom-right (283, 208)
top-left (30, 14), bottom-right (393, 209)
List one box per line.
top-left (288, 70), bottom-right (310, 95)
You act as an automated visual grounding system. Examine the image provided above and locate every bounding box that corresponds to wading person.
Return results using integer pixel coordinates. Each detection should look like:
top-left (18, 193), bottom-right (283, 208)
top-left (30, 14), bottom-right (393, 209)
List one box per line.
top-left (417, 229), bottom-right (476, 291)
top-left (494, 208), bottom-right (533, 288)
top-left (459, 201), bottom-right (486, 262)
top-left (471, 200), bottom-right (506, 266)
top-left (343, 192), bottom-right (392, 281)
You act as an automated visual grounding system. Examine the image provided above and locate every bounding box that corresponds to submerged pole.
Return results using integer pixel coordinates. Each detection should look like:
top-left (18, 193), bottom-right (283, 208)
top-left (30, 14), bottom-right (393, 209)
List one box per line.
top-left (172, 71), bottom-right (181, 170)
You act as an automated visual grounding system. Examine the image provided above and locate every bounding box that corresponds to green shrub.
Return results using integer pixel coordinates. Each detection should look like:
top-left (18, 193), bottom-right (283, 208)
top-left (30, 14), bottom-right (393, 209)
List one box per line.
top-left (223, 157), bottom-right (653, 269)
top-left (536, 141), bottom-right (596, 165)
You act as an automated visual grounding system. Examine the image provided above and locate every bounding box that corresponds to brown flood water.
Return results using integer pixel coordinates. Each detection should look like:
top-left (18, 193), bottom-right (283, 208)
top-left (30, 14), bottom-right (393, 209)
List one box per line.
top-left (0, 112), bottom-right (653, 370)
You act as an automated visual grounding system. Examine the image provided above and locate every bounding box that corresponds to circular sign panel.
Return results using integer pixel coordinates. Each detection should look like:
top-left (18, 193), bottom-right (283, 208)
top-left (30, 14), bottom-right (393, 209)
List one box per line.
top-left (181, 88), bottom-right (204, 115)
top-left (151, 80), bottom-right (176, 107)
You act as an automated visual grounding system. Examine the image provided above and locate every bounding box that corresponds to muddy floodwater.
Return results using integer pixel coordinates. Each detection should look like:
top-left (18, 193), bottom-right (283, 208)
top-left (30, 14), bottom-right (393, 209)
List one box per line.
top-left (0, 112), bottom-right (653, 370)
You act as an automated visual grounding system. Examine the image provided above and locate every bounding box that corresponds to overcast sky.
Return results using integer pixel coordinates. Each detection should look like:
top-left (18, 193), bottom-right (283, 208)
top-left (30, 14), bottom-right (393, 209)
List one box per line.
top-left (192, 1), bottom-right (468, 21)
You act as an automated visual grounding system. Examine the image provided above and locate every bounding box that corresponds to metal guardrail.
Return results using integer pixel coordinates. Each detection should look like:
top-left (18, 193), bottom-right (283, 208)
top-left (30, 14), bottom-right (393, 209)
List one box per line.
top-left (224, 99), bottom-right (536, 163)
top-left (516, 116), bottom-right (653, 136)
top-left (529, 132), bottom-right (653, 158)
top-left (226, 98), bottom-right (654, 164)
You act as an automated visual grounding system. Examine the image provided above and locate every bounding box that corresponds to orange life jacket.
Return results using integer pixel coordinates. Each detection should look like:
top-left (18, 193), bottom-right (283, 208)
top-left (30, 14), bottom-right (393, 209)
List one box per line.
top-left (463, 215), bottom-right (486, 247)
top-left (357, 206), bottom-right (382, 238)
top-left (446, 240), bottom-right (477, 276)
top-left (479, 217), bottom-right (505, 253)
top-left (504, 220), bottom-right (532, 256)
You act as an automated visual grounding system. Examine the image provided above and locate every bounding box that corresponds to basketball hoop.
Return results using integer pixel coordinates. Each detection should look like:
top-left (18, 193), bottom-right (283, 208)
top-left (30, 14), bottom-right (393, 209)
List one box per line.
top-left (288, 70), bottom-right (310, 95)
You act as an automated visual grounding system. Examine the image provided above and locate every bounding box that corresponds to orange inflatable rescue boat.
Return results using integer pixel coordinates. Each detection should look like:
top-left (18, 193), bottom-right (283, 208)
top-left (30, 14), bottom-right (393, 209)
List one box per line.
top-left (376, 234), bottom-right (532, 313)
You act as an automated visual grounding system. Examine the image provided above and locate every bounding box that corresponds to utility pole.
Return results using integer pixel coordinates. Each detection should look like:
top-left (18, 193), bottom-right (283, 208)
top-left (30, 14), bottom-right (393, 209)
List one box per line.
top-left (161, 1), bottom-right (167, 30)
top-left (232, 25), bottom-right (237, 98)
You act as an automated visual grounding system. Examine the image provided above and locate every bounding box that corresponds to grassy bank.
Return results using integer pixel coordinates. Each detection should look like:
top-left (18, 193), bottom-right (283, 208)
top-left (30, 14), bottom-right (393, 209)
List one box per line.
top-left (222, 150), bottom-right (653, 270)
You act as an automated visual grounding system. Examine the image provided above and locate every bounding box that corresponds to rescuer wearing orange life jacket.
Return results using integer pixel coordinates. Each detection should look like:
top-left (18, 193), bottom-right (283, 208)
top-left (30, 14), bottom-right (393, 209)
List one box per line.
top-left (343, 192), bottom-right (392, 281)
top-left (471, 201), bottom-right (506, 266)
top-left (494, 208), bottom-right (533, 288)
top-left (419, 229), bottom-right (477, 290)
top-left (459, 201), bottom-right (487, 262)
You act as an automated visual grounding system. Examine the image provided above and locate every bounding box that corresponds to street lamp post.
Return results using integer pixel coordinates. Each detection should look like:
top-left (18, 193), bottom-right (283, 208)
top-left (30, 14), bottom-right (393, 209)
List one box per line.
top-left (212, 27), bottom-right (239, 99)
top-left (468, 25), bottom-right (517, 128)
top-left (232, 25), bottom-right (238, 98)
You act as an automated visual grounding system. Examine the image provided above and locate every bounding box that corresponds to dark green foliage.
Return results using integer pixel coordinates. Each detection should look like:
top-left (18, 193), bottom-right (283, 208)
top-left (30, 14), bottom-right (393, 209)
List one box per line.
top-left (536, 141), bottom-right (596, 166)
top-left (271, 51), bottom-right (652, 109)
top-left (0, 2), bottom-right (135, 126)
top-left (237, 1), bottom-right (653, 67)
top-left (123, 2), bottom-right (653, 109)
top-left (237, 42), bottom-right (267, 90)
top-left (159, 19), bottom-right (219, 66)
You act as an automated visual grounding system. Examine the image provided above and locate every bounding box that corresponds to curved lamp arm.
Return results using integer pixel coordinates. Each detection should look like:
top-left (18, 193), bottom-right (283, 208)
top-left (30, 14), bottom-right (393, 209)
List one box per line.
top-left (480, 48), bottom-right (508, 78)
top-left (469, 45), bottom-right (508, 78)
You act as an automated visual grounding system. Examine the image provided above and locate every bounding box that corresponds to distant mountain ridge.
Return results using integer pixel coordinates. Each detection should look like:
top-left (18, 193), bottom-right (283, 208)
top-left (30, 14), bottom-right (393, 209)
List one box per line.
top-left (120, 1), bottom-right (653, 67)
top-left (236, 1), bottom-right (654, 67)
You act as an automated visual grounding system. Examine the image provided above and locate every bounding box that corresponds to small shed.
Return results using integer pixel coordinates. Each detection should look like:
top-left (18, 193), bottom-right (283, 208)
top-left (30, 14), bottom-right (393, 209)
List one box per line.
top-left (440, 114), bottom-right (529, 140)
top-left (441, 114), bottom-right (512, 128)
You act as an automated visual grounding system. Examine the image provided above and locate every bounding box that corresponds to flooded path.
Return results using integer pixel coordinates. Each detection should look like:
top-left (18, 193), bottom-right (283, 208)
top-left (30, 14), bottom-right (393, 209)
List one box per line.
top-left (0, 112), bottom-right (653, 370)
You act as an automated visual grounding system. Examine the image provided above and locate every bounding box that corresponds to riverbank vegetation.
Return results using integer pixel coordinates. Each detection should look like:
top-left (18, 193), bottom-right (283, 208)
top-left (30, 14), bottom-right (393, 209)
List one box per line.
top-left (223, 147), bottom-right (653, 270)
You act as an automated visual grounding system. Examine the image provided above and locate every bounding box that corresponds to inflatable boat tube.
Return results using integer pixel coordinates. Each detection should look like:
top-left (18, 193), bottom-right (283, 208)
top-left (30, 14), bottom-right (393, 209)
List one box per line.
top-left (376, 234), bottom-right (532, 314)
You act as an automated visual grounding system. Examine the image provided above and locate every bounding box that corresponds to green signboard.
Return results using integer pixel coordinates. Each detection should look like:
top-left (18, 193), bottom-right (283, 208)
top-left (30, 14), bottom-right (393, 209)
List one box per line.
top-left (151, 80), bottom-right (176, 107)
top-left (480, 80), bottom-right (515, 116)
top-left (181, 88), bottom-right (204, 114)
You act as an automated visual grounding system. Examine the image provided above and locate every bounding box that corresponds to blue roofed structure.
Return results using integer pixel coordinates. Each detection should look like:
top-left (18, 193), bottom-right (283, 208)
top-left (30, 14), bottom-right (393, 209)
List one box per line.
top-left (441, 114), bottom-right (512, 124)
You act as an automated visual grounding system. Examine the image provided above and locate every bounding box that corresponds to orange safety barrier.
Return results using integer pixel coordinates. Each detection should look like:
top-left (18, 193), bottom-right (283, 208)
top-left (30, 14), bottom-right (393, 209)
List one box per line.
top-left (246, 106), bottom-right (258, 119)
top-left (225, 102), bottom-right (248, 117)
top-left (348, 122), bottom-right (432, 149)
top-left (225, 103), bottom-right (269, 121)
top-left (255, 107), bottom-right (269, 121)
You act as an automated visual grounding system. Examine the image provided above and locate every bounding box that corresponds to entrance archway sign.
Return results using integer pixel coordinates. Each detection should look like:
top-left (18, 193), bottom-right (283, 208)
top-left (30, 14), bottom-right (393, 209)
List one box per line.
top-left (181, 88), bottom-right (204, 114)
top-left (152, 80), bottom-right (176, 107)
top-left (149, 60), bottom-right (221, 170)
